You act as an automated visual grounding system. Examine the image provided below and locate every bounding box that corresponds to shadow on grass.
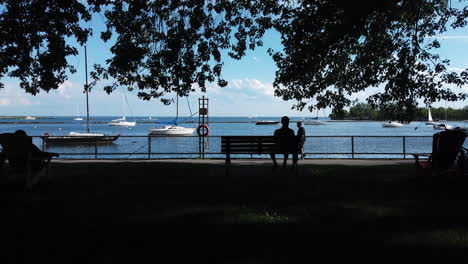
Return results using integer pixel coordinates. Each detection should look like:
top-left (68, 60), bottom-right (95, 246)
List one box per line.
top-left (2, 161), bottom-right (468, 262)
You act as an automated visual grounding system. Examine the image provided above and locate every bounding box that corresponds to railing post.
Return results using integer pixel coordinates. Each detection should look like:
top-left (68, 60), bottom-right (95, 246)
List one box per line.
top-left (148, 136), bottom-right (152, 159)
top-left (94, 141), bottom-right (98, 159)
top-left (402, 136), bottom-right (406, 159)
top-left (351, 136), bottom-right (355, 159)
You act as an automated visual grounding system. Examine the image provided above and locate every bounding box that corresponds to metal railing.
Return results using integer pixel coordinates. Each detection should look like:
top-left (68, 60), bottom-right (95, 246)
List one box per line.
top-left (31, 135), bottom-right (438, 159)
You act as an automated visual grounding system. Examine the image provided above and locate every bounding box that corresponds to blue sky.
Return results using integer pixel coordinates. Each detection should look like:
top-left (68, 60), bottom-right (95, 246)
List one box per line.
top-left (1, 7), bottom-right (468, 117)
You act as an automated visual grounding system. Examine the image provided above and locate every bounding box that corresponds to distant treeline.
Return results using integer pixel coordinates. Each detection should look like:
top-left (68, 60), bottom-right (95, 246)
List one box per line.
top-left (329, 103), bottom-right (468, 121)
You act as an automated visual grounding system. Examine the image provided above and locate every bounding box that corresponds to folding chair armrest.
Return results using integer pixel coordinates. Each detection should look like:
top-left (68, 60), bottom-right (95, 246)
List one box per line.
top-left (411, 153), bottom-right (430, 159)
top-left (411, 153), bottom-right (431, 167)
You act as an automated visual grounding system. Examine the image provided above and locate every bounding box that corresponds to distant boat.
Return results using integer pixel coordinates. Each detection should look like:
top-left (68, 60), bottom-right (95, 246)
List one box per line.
top-left (433, 123), bottom-right (453, 130)
top-left (304, 120), bottom-right (325, 125)
top-left (425, 106), bottom-right (436, 125)
top-left (25, 116), bottom-right (36, 120)
top-left (73, 104), bottom-right (83, 121)
top-left (108, 116), bottom-right (136, 127)
top-left (109, 92), bottom-right (136, 127)
top-left (432, 107), bottom-right (452, 130)
top-left (256, 120), bottom-right (279, 125)
top-left (382, 121), bottom-right (403, 128)
top-left (305, 109), bottom-right (325, 124)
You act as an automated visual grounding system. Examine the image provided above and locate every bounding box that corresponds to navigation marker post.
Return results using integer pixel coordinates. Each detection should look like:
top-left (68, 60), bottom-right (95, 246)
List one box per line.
top-left (198, 96), bottom-right (209, 158)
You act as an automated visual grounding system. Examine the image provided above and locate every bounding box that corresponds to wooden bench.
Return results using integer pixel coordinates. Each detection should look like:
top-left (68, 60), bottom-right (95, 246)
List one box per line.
top-left (221, 136), bottom-right (299, 171)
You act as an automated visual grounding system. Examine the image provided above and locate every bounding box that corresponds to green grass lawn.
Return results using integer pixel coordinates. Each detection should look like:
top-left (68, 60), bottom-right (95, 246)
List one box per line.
top-left (2, 161), bottom-right (468, 263)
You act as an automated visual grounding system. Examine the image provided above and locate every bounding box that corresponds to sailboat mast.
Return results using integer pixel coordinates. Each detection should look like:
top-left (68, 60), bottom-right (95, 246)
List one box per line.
top-left (85, 45), bottom-right (90, 133)
top-left (176, 94), bottom-right (179, 122)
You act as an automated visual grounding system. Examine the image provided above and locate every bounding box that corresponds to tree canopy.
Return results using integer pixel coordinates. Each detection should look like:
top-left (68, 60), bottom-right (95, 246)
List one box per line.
top-left (330, 102), bottom-right (468, 121)
top-left (1, 0), bottom-right (467, 120)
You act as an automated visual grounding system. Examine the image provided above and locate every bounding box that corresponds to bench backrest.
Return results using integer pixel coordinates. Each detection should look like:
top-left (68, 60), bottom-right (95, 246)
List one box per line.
top-left (221, 136), bottom-right (298, 154)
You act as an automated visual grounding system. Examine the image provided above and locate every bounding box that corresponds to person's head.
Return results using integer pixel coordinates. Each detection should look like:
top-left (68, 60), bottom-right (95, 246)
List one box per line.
top-left (14, 130), bottom-right (27, 136)
top-left (297, 121), bottom-right (302, 128)
top-left (281, 116), bottom-right (290, 127)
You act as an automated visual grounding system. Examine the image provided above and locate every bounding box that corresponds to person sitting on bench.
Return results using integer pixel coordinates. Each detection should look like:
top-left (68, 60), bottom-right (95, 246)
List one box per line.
top-left (270, 116), bottom-right (298, 169)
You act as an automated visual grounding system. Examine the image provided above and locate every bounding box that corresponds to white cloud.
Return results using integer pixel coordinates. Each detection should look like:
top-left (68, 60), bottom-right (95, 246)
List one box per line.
top-left (55, 80), bottom-right (74, 98)
top-left (230, 79), bottom-right (243, 90)
top-left (447, 67), bottom-right (466, 73)
top-left (227, 78), bottom-right (275, 96)
top-left (0, 83), bottom-right (33, 106)
top-left (0, 98), bottom-right (11, 106)
top-left (434, 35), bottom-right (468, 40)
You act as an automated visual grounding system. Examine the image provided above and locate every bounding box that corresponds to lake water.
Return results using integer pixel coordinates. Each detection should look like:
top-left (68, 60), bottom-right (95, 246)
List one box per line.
top-left (2, 116), bottom-right (467, 159)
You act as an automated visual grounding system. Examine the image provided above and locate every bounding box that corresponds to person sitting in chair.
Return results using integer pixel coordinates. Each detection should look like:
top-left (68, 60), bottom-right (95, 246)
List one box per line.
top-left (270, 116), bottom-right (298, 169)
top-left (0, 130), bottom-right (58, 173)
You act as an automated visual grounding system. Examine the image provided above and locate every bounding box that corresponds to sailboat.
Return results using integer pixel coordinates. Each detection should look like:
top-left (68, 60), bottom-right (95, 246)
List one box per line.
top-left (304, 110), bottom-right (325, 125)
top-left (73, 104), bottom-right (83, 121)
top-left (108, 93), bottom-right (136, 126)
top-left (148, 95), bottom-right (195, 136)
top-left (433, 107), bottom-right (452, 130)
top-left (108, 116), bottom-right (135, 126)
top-left (425, 106), bottom-right (436, 125)
top-left (42, 46), bottom-right (119, 144)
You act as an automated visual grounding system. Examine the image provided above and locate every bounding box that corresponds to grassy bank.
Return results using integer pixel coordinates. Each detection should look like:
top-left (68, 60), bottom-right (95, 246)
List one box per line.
top-left (2, 162), bottom-right (468, 262)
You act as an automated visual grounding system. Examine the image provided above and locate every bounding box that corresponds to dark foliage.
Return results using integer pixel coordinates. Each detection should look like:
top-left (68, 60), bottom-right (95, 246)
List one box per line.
top-left (1, 1), bottom-right (468, 120)
top-left (272, 0), bottom-right (468, 121)
top-left (0, 0), bottom-right (92, 94)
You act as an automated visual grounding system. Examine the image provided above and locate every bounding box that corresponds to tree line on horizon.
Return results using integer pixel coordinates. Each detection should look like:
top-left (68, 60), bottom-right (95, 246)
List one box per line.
top-left (329, 103), bottom-right (468, 121)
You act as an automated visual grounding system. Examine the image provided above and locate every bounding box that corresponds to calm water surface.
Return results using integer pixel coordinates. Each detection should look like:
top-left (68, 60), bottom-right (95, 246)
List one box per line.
top-left (2, 116), bottom-right (467, 159)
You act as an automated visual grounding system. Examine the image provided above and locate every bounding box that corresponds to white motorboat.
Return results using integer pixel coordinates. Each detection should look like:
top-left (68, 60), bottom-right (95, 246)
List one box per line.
top-left (433, 123), bottom-right (453, 130)
top-left (108, 116), bottom-right (136, 126)
top-left (256, 120), bottom-right (280, 125)
top-left (149, 125), bottom-right (195, 136)
top-left (304, 120), bottom-right (325, 125)
top-left (25, 116), bottom-right (36, 120)
top-left (382, 121), bottom-right (403, 127)
top-left (74, 117), bottom-right (83, 121)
